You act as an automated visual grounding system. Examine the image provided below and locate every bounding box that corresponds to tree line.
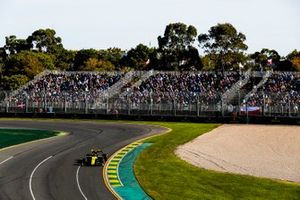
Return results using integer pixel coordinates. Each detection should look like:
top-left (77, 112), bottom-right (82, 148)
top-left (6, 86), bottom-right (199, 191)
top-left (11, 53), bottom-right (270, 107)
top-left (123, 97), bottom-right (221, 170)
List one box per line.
top-left (0, 22), bottom-right (299, 90)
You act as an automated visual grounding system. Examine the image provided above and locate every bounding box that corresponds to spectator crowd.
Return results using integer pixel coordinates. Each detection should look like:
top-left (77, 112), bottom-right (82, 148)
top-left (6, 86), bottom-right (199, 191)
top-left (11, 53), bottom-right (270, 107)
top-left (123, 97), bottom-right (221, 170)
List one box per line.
top-left (4, 70), bottom-right (299, 115)
top-left (246, 72), bottom-right (300, 112)
top-left (127, 71), bottom-right (242, 105)
top-left (11, 72), bottom-right (123, 105)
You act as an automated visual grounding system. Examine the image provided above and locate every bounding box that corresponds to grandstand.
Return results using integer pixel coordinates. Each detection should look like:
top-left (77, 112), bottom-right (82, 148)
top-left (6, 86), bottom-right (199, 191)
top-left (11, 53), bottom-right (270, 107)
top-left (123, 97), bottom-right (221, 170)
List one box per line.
top-left (0, 70), bottom-right (299, 117)
top-left (245, 72), bottom-right (300, 115)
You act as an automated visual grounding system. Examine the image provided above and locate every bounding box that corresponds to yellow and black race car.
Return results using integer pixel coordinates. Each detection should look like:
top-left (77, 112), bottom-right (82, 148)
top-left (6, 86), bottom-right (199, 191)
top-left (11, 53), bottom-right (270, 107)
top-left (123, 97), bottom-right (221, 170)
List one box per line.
top-left (80, 149), bottom-right (108, 166)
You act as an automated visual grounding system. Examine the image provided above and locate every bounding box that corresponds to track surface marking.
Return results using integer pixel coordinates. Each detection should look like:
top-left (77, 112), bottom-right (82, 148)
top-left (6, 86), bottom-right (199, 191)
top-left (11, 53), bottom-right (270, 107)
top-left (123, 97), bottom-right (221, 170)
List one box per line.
top-left (76, 166), bottom-right (88, 200)
top-left (0, 120), bottom-right (166, 200)
top-left (29, 156), bottom-right (53, 200)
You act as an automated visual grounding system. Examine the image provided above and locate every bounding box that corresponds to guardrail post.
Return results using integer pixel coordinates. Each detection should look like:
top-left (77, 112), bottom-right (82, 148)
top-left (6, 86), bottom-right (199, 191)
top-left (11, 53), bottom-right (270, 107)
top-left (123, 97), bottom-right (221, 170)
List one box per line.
top-left (5, 100), bottom-right (9, 113)
top-left (148, 91), bottom-right (152, 116)
top-left (246, 100), bottom-right (249, 124)
top-left (84, 98), bottom-right (88, 114)
top-left (262, 93), bottom-right (265, 116)
top-left (196, 100), bottom-right (200, 117)
top-left (221, 98), bottom-right (224, 117)
top-left (238, 90), bottom-right (241, 116)
top-left (4, 91), bottom-right (9, 113)
top-left (64, 98), bottom-right (67, 113)
top-left (43, 91), bottom-right (47, 112)
top-left (288, 97), bottom-right (291, 117)
top-left (173, 100), bottom-right (176, 116)
top-left (25, 96), bottom-right (29, 113)
top-left (127, 97), bottom-right (131, 115)
top-left (106, 97), bottom-right (109, 114)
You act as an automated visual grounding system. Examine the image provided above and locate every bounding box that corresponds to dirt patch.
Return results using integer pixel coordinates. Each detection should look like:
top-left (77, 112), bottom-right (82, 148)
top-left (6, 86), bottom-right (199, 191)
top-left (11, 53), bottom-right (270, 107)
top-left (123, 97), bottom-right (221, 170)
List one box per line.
top-left (175, 124), bottom-right (300, 183)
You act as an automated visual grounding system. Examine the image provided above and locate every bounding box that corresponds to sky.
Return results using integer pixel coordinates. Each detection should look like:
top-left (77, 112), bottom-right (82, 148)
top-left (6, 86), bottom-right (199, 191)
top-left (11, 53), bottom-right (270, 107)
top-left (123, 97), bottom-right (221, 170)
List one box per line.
top-left (0, 0), bottom-right (299, 56)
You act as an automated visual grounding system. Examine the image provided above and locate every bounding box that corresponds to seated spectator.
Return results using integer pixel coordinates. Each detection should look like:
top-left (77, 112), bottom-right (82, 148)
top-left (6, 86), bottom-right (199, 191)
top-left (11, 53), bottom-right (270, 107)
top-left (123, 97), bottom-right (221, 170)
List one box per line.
top-left (246, 72), bottom-right (300, 108)
top-left (127, 71), bottom-right (242, 105)
top-left (10, 71), bottom-right (123, 105)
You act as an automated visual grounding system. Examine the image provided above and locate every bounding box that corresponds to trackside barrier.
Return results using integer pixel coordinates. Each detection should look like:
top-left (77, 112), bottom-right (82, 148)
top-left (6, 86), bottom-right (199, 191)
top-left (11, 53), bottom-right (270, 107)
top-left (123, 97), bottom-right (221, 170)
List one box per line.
top-left (0, 112), bottom-right (299, 125)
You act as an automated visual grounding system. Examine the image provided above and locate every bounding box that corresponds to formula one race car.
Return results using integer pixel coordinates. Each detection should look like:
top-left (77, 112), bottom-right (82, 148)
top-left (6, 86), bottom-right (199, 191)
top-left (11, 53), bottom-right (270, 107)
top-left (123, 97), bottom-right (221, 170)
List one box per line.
top-left (80, 149), bottom-right (108, 166)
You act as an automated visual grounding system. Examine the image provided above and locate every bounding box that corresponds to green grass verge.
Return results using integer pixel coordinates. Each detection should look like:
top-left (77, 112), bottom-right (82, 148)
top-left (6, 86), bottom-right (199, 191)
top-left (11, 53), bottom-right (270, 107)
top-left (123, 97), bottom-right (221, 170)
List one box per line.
top-left (0, 128), bottom-right (59, 149)
top-left (1, 119), bottom-right (300, 199)
top-left (134, 122), bottom-right (300, 200)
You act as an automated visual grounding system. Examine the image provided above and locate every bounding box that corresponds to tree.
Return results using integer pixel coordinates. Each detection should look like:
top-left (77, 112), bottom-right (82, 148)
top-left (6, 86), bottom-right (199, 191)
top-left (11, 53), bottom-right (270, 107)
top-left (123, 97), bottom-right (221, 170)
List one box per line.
top-left (0, 74), bottom-right (29, 91)
top-left (180, 47), bottom-right (202, 71)
top-left (53, 49), bottom-right (76, 71)
top-left (261, 48), bottom-right (280, 65)
top-left (0, 47), bottom-right (6, 74)
top-left (121, 44), bottom-right (154, 70)
top-left (250, 51), bottom-right (268, 68)
top-left (5, 51), bottom-right (55, 79)
top-left (4, 35), bottom-right (31, 55)
top-left (287, 49), bottom-right (300, 59)
top-left (73, 48), bottom-right (125, 71)
top-left (286, 49), bottom-right (300, 71)
top-left (157, 22), bottom-right (200, 70)
top-left (99, 48), bottom-right (125, 69)
top-left (198, 23), bottom-right (248, 72)
top-left (26, 28), bottom-right (73, 70)
top-left (80, 58), bottom-right (115, 71)
top-left (73, 49), bottom-right (100, 71)
top-left (250, 48), bottom-right (281, 70)
top-left (290, 57), bottom-right (300, 71)
top-left (26, 29), bottom-right (63, 53)
top-left (201, 54), bottom-right (216, 70)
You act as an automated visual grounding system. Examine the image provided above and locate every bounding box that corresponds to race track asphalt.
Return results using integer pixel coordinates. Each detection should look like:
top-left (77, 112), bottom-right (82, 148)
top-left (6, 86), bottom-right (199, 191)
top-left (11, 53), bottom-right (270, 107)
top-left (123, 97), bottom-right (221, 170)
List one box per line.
top-left (0, 120), bottom-right (166, 200)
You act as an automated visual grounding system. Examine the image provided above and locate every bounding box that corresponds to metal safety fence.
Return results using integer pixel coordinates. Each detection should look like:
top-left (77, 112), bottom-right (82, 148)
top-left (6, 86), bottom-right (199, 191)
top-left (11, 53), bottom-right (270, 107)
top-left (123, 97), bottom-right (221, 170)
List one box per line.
top-left (0, 90), bottom-right (299, 118)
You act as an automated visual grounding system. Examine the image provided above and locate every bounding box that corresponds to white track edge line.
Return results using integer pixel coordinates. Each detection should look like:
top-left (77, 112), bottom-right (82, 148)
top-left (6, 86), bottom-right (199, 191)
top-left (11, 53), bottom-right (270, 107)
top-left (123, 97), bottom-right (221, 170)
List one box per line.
top-left (76, 166), bottom-right (88, 200)
top-left (0, 156), bottom-right (13, 165)
top-left (29, 156), bottom-right (53, 200)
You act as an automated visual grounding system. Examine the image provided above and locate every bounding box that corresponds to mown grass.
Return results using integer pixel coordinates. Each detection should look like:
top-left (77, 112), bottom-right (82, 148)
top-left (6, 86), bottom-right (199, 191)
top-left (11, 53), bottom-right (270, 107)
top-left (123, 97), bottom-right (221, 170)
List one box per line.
top-left (1, 119), bottom-right (300, 199)
top-left (134, 122), bottom-right (300, 200)
top-left (0, 128), bottom-right (59, 149)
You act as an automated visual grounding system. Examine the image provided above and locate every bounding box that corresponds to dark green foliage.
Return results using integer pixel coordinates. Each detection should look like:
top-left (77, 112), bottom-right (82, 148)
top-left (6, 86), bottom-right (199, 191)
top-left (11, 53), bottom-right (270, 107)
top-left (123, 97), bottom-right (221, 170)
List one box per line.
top-left (53, 49), bottom-right (76, 71)
top-left (156, 22), bottom-right (202, 71)
top-left (121, 44), bottom-right (154, 70)
top-left (98, 48), bottom-right (124, 70)
top-left (250, 48), bottom-right (281, 70)
top-left (80, 58), bottom-right (115, 71)
top-left (73, 48), bottom-right (125, 71)
top-left (249, 48), bottom-right (299, 71)
top-left (5, 51), bottom-right (55, 79)
top-left (287, 49), bottom-right (300, 60)
top-left (73, 48), bottom-right (102, 70)
top-left (0, 74), bottom-right (29, 90)
top-left (0, 25), bottom-right (299, 91)
top-left (26, 28), bottom-right (63, 53)
top-left (0, 47), bottom-right (6, 75)
top-left (286, 49), bottom-right (300, 71)
top-left (198, 23), bottom-right (248, 72)
top-left (4, 35), bottom-right (31, 55)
